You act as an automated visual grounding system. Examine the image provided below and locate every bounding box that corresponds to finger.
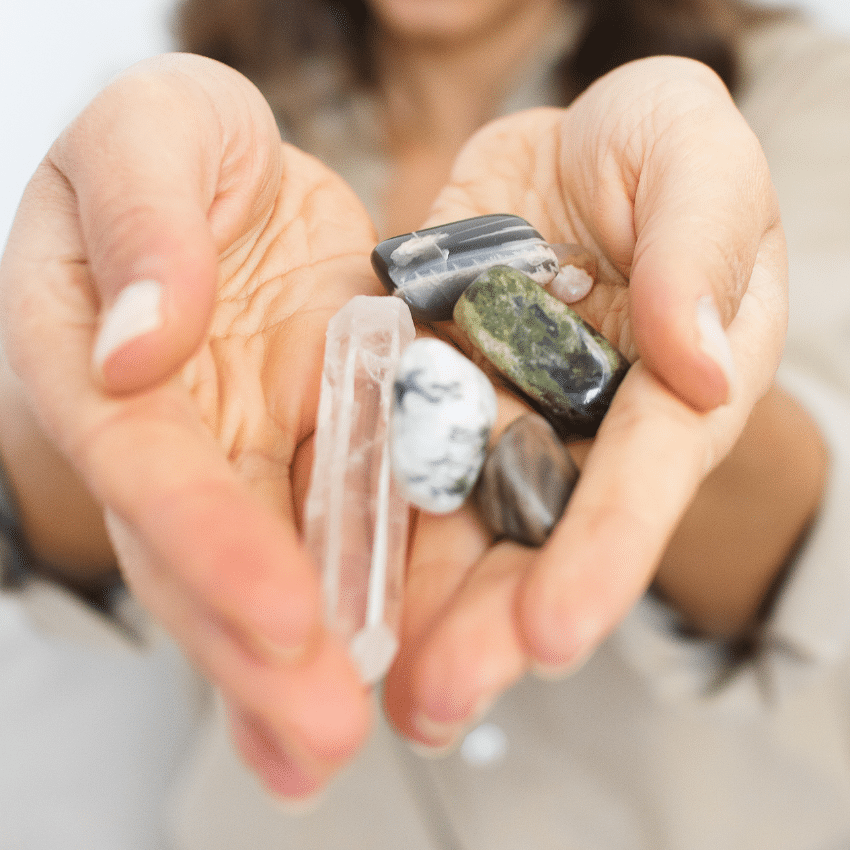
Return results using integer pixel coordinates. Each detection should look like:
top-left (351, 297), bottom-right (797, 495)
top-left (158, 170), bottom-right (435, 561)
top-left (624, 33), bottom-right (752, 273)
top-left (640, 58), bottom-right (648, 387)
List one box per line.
top-left (3, 217), bottom-right (365, 764)
top-left (388, 541), bottom-right (532, 751)
top-left (422, 107), bottom-right (564, 230)
top-left (228, 703), bottom-right (349, 800)
top-left (382, 504), bottom-right (492, 736)
top-left (48, 54), bottom-right (283, 394)
top-left (113, 513), bottom-right (371, 797)
top-left (518, 363), bottom-right (707, 671)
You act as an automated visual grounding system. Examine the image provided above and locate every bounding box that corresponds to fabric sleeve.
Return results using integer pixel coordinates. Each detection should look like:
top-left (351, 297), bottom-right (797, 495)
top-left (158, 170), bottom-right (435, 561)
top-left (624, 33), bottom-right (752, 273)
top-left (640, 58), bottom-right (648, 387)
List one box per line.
top-left (611, 366), bottom-right (850, 708)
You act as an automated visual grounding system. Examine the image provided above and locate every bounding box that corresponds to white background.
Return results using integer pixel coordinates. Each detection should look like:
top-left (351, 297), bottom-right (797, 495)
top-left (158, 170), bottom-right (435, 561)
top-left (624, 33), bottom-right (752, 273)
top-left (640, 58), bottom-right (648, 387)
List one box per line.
top-left (2, 0), bottom-right (850, 247)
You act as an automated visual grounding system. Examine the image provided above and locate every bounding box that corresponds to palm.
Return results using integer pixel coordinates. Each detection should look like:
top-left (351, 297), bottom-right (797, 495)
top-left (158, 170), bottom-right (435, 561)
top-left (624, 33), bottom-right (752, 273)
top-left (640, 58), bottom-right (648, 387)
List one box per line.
top-left (180, 146), bottom-right (381, 524)
top-left (426, 107), bottom-right (634, 359)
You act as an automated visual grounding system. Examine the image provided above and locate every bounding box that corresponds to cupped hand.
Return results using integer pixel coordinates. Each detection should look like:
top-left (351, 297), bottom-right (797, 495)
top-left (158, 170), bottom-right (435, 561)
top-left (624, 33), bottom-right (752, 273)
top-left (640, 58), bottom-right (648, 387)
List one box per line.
top-left (0, 54), bottom-right (382, 796)
top-left (383, 57), bottom-right (788, 747)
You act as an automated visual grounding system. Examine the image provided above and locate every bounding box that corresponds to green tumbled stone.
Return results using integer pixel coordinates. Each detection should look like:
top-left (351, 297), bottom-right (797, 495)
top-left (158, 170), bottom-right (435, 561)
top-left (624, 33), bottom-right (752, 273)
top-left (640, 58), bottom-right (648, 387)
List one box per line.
top-left (453, 266), bottom-right (629, 439)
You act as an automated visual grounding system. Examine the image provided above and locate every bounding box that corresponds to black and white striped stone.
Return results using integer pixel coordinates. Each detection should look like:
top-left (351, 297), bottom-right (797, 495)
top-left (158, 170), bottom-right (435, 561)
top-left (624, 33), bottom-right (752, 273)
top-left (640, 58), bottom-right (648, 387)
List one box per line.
top-left (372, 214), bottom-right (560, 321)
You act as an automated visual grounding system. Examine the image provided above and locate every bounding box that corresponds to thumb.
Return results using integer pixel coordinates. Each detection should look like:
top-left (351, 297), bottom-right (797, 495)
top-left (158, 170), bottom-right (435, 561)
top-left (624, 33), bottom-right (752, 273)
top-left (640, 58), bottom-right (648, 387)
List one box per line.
top-left (620, 59), bottom-right (785, 411)
top-left (50, 54), bottom-right (282, 395)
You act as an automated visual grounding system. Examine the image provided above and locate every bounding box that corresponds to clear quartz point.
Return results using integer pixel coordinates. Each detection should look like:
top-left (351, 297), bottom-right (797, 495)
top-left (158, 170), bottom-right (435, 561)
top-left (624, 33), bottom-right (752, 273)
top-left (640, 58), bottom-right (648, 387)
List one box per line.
top-left (303, 295), bottom-right (415, 684)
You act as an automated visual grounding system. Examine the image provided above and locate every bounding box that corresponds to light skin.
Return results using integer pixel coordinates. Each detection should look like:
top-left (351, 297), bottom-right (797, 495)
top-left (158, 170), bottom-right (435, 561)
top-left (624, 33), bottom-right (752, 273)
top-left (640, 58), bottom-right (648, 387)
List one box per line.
top-left (0, 0), bottom-right (826, 799)
top-left (374, 0), bottom-right (569, 233)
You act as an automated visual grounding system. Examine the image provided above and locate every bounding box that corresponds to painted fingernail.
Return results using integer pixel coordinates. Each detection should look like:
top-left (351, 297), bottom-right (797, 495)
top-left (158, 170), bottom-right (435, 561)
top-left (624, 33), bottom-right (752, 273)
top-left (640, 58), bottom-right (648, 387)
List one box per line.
top-left (546, 266), bottom-right (595, 303)
top-left (93, 279), bottom-right (164, 372)
top-left (545, 243), bottom-right (597, 303)
top-left (696, 295), bottom-right (737, 401)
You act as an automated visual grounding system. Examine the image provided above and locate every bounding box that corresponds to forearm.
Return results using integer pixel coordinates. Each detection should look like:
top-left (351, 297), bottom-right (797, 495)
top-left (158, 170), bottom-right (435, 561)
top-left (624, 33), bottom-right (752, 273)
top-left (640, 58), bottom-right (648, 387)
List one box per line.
top-left (653, 383), bottom-right (828, 638)
top-left (0, 354), bottom-right (116, 586)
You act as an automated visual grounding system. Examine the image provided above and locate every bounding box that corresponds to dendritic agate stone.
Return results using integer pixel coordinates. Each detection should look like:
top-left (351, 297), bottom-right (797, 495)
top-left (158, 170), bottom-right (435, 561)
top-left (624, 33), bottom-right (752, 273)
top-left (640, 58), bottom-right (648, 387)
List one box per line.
top-left (371, 214), bottom-right (560, 321)
top-left (454, 266), bottom-right (629, 440)
top-left (477, 413), bottom-right (579, 546)
top-left (390, 337), bottom-right (497, 513)
top-left (303, 295), bottom-right (416, 684)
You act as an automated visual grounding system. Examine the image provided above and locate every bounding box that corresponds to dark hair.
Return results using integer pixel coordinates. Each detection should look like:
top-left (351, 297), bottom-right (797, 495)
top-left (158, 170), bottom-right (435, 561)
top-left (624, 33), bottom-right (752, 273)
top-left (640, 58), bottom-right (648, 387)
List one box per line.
top-left (174, 0), bottom-right (784, 119)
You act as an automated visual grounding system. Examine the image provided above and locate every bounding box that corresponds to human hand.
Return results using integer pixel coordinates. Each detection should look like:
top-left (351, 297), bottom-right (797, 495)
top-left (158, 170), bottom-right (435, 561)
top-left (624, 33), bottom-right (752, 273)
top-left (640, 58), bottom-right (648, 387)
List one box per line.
top-left (0, 54), bottom-right (382, 796)
top-left (382, 57), bottom-right (788, 747)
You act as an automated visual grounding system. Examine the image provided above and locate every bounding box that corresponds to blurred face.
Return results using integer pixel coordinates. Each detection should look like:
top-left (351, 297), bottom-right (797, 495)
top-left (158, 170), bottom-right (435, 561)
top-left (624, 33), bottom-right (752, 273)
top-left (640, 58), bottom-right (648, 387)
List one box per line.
top-left (367, 0), bottom-right (550, 44)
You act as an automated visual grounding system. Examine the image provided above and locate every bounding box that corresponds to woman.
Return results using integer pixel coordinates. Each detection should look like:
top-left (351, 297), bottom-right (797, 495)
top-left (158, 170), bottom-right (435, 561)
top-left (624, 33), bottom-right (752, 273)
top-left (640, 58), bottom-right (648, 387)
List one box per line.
top-left (0, 0), bottom-right (848, 846)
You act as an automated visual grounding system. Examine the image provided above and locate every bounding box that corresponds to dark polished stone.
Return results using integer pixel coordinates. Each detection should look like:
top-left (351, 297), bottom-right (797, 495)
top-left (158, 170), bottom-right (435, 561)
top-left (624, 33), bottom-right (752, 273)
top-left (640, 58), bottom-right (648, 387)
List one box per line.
top-left (453, 266), bottom-right (629, 440)
top-left (477, 413), bottom-right (579, 546)
top-left (371, 214), bottom-right (559, 321)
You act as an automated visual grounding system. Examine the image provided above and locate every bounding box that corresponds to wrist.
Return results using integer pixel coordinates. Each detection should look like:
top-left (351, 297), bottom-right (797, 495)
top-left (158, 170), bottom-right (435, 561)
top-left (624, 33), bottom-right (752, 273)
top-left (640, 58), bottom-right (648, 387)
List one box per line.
top-left (653, 383), bottom-right (827, 637)
top-left (0, 356), bottom-right (116, 587)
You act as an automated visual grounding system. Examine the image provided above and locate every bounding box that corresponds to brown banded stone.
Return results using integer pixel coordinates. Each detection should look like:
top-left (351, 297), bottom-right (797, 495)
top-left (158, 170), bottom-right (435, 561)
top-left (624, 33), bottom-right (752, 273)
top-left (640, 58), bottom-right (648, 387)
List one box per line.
top-left (476, 413), bottom-right (578, 546)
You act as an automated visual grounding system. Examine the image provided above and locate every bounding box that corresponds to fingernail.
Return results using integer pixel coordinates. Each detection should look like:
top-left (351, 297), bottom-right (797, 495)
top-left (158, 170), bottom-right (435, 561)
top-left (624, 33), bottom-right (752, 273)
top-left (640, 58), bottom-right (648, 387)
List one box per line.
top-left (528, 610), bottom-right (599, 680)
top-left (530, 648), bottom-right (592, 681)
top-left (696, 295), bottom-right (737, 401)
top-left (230, 705), bottom-right (326, 801)
top-left (406, 737), bottom-right (458, 759)
top-left (410, 692), bottom-right (496, 756)
top-left (93, 279), bottom-right (164, 371)
top-left (247, 629), bottom-right (311, 665)
top-left (412, 712), bottom-right (464, 750)
top-left (272, 786), bottom-right (327, 814)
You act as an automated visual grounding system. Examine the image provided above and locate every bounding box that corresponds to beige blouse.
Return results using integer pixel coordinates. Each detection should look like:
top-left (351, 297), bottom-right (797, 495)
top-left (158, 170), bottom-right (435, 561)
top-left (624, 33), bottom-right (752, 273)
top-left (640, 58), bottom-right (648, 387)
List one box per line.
top-left (2, 13), bottom-right (850, 850)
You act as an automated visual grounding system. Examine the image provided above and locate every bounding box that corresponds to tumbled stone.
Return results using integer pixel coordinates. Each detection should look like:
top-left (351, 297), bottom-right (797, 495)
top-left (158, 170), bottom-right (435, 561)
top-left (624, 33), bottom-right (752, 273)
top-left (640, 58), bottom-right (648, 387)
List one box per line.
top-left (390, 337), bottom-right (497, 513)
top-left (476, 413), bottom-right (579, 546)
top-left (303, 295), bottom-right (416, 684)
top-left (371, 214), bottom-right (560, 321)
top-left (547, 243), bottom-right (597, 303)
top-left (453, 266), bottom-right (629, 440)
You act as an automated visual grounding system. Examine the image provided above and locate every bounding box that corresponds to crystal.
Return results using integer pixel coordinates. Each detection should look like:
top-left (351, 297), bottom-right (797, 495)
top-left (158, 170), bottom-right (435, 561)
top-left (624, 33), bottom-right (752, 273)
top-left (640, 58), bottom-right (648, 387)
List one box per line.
top-left (390, 337), bottom-right (497, 513)
top-left (371, 214), bottom-right (560, 321)
top-left (453, 266), bottom-right (629, 440)
top-left (476, 413), bottom-right (579, 546)
top-left (546, 243), bottom-right (597, 303)
top-left (303, 295), bottom-right (416, 684)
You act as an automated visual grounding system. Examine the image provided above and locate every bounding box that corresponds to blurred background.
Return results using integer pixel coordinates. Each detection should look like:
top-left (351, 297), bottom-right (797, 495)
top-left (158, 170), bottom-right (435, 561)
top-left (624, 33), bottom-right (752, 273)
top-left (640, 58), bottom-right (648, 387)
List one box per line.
top-left (2, 0), bottom-right (850, 247)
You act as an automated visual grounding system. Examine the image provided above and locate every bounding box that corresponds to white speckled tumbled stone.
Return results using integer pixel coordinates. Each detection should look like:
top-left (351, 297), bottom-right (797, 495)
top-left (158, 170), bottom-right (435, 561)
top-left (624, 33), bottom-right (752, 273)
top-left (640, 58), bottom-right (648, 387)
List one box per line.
top-left (391, 338), bottom-right (497, 513)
